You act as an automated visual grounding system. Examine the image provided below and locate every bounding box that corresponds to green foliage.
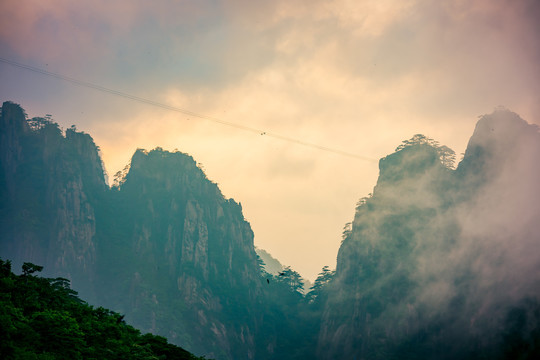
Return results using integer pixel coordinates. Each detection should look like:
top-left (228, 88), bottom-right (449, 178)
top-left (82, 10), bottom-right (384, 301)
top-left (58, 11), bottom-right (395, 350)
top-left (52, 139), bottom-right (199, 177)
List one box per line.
top-left (27, 116), bottom-right (55, 131)
top-left (259, 270), bottom-right (318, 359)
top-left (273, 266), bottom-right (304, 294)
top-left (0, 259), bottom-right (207, 360)
top-left (395, 134), bottom-right (439, 151)
top-left (112, 162), bottom-right (131, 188)
top-left (22, 262), bottom-right (43, 276)
top-left (396, 134), bottom-right (456, 168)
top-left (305, 265), bottom-right (335, 305)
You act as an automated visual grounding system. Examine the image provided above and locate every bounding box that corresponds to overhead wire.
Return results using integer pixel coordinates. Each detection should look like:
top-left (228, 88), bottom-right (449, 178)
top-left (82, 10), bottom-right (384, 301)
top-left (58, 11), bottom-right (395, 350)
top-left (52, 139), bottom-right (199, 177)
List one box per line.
top-left (0, 57), bottom-right (377, 162)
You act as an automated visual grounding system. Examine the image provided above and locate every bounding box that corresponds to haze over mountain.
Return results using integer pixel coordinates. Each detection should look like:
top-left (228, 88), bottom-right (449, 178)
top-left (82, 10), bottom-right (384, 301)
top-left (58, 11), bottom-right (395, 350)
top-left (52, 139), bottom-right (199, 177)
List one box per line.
top-left (256, 247), bottom-right (313, 294)
top-left (255, 247), bottom-right (284, 276)
top-left (1, 101), bottom-right (540, 359)
top-left (2, 0), bottom-right (539, 284)
top-left (319, 111), bottom-right (540, 359)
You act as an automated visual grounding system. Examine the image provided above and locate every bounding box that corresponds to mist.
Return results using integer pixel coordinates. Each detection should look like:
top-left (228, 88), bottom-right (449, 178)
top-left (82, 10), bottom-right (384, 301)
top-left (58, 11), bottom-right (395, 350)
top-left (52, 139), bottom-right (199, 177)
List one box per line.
top-left (320, 109), bottom-right (540, 358)
top-left (2, 0), bottom-right (539, 281)
top-left (1, 0), bottom-right (540, 358)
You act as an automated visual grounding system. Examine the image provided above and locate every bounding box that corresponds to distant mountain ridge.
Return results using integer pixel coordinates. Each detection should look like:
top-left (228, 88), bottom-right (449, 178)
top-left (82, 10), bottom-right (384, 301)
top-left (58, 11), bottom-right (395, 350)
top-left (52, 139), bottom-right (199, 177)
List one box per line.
top-left (256, 247), bottom-right (284, 275)
top-left (256, 247), bottom-right (314, 293)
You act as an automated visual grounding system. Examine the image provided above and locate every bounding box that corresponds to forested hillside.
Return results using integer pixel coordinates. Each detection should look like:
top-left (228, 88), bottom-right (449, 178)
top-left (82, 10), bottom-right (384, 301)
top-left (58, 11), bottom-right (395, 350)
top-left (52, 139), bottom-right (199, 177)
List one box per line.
top-left (0, 259), bottom-right (205, 359)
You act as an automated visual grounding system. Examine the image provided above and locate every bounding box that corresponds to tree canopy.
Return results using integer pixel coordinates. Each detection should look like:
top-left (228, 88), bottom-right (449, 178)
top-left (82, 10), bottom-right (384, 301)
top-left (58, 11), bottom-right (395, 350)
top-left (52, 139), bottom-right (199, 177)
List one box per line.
top-left (0, 259), bottom-right (207, 360)
top-left (396, 134), bottom-right (456, 169)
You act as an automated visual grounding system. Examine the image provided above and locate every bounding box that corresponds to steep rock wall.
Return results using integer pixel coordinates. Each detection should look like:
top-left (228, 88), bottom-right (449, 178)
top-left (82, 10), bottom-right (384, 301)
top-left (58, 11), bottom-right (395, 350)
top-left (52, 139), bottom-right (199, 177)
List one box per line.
top-left (317, 110), bottom-right (540, 359)
top-left (96, 148), bottom-right (265, 359)
top-left (0, 102), bottom-right (106, 298)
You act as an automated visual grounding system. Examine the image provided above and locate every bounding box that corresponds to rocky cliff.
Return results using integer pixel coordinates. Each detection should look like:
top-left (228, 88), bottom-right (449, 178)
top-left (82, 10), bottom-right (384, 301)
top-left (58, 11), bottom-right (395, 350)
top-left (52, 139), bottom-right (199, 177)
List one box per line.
top-left (95, 148), bottom-right (266, 359)
top-left (0, 101), bottom-right (301, 360)
top-left (3, 101), bottom-right (539, 359)
top-left (317, 109), bottom-right (540, 359)
top-left (0, 102), bottom-right (106, 299)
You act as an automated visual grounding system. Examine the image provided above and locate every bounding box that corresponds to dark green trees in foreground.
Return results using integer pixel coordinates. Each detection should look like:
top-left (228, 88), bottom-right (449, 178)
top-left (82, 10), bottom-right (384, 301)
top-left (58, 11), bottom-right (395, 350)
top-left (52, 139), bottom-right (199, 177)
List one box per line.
top-left (0, 259), bottom-right (206, 360)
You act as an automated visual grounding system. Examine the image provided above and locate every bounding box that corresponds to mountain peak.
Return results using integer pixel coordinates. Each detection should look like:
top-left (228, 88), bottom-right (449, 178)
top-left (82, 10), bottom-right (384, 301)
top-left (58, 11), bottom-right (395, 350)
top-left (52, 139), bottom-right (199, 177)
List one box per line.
top-left (0, 101), bottom-right (29, 134)
top-left (378, 142), bottom-right (441, 183)
top-left (469, 108), bottom-right (536, 150)
top-left (458, 108), bottom-right (540, 179)
top-left (118, 147), bottom-right (223, 200)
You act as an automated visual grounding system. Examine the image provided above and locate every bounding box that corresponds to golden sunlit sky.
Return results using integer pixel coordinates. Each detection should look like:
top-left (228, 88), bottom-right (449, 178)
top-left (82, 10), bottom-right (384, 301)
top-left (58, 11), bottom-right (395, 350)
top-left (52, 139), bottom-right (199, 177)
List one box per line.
top-left (1, 0), bottom-right (539, 280)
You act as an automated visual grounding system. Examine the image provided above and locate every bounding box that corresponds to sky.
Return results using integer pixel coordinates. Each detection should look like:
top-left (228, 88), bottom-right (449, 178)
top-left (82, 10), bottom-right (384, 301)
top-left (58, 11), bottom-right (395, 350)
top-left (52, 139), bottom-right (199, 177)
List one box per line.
top-left (1, 0), bottom-right (539, 281)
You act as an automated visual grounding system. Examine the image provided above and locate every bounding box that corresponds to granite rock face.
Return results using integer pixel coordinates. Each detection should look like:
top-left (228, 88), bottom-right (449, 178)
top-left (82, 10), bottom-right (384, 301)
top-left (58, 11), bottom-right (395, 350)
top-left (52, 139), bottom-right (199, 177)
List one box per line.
top-left (0, 102), bottom-right (270, 359)
top-left (317, 110), bottom-right (540, 359)
top-left (101, 148), bottom-right (264, 359)
top-left (3, 101), bottom-right (539, 359)
top-left (0, 102), bottom-right (105, 297)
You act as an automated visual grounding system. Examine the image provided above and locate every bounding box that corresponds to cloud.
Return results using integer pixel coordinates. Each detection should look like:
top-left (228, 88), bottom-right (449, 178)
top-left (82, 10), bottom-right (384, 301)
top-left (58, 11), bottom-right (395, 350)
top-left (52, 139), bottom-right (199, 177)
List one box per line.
top-left (321, 109), bottom-right (540, 358)
top-left (1, 0), bottom-right (539, 281)
top-left (414, 110), bottom-right (540, 326)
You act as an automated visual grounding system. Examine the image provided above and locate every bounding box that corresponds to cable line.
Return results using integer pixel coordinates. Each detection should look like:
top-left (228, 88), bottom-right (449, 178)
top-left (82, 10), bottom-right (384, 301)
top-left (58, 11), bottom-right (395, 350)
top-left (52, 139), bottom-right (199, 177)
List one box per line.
top-left (0, 57), bottom-right (377, 162)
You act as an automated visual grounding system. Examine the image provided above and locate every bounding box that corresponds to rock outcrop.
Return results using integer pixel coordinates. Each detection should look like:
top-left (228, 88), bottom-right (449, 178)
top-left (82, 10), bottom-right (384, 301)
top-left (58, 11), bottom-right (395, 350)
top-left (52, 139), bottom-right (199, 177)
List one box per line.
top-left (3, 101), bottom-right (539, 359)
top-left (97, 148), bottom-right (265, 359)
top-left (0, 102), bottom-right (106, 299)
top-left (0, 101), bottom-right (289, 359)
top-left (317, 109), bottom-right (540, 359)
